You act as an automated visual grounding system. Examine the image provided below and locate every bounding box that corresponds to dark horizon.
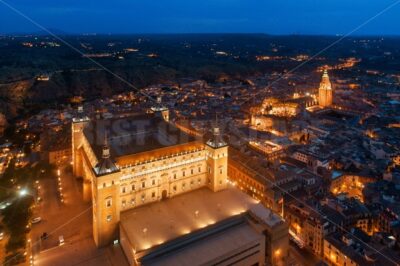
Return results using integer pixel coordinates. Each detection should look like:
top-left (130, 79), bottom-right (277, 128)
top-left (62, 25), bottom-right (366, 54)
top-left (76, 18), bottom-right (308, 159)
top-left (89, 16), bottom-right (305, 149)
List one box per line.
top-left (2, 31), bottom-right (400, 38)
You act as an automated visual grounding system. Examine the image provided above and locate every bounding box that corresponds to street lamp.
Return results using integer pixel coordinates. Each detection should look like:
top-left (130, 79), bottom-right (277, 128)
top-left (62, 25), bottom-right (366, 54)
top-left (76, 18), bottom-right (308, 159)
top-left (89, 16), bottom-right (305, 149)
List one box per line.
top-left (19, 188), bottom-right (28, 197)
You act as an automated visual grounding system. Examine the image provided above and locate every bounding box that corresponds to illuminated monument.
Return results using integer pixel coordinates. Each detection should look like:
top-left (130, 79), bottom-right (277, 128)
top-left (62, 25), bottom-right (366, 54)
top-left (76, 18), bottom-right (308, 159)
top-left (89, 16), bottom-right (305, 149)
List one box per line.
top-left (72, 104), bottom-right (288, 265)
top-left (318, 69), bottom-right (333, 107)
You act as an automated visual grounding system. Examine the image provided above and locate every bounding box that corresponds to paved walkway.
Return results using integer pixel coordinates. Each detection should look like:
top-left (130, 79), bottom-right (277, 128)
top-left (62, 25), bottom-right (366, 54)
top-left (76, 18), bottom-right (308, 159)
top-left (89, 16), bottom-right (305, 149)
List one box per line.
top-left (31, 167), bottom-right (128, 266)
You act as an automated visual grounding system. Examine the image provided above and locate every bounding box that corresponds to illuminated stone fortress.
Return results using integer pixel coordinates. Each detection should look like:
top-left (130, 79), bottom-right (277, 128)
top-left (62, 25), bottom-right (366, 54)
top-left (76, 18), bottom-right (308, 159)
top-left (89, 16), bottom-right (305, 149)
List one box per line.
top-left (71, 103), bottom-right (289, 266)
top-left (71, 105), bottom-right (228, 247)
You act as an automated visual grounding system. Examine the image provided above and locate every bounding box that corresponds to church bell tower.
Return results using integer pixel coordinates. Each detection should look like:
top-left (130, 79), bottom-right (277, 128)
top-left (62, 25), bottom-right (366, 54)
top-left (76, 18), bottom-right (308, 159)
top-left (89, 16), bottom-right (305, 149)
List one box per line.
top-left (318, 69), bottom-right (333, 108)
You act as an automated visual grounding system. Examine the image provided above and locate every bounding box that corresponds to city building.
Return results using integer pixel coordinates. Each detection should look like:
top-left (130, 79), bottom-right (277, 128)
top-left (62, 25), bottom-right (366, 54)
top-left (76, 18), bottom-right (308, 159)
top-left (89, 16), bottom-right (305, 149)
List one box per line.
top-left (330, 174), bottom-right (375, 201)
top-left (120, 187), bottom-right (288, 266)
top-left (71, 105), bottom-right (290, 265)
top-left (285, 202), bottom-right (344, 256)
top-left (291, 146), bottom-right (331, 174)
top-left (323, 229), bottom-right (400, 266)
top-left (318, 69), bottom-right (333, 108)
top-left (228, 147), bottom-right (272, 206)
top-left (72, 106), bottom-right (231, 247)
top-left (248, 140), bottom-right (285, 162)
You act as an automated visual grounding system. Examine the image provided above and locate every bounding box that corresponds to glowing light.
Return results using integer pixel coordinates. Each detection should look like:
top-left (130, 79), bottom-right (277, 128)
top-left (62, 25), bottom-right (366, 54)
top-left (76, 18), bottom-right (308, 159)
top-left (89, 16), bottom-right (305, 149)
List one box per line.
top-left (198, 223), bottom-right (207, 228)
top-left (181, 228), bottom-right (191, 234)
top-left (142, 243), bottom-right (152, 250)
top-left (19, 189), bottom-right (28, 197)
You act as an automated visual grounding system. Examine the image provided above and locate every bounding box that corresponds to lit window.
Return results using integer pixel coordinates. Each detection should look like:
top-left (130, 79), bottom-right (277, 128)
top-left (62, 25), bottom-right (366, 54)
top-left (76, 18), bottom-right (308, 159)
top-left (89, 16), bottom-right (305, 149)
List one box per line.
top-left (141, 194), bottom-right (145, 201)
top-left (122, 200), bottom-right (126, 207)
top-left (107, 215), bottom-right (112, 222)
top-left (131, 199), bottom-right (135, 205)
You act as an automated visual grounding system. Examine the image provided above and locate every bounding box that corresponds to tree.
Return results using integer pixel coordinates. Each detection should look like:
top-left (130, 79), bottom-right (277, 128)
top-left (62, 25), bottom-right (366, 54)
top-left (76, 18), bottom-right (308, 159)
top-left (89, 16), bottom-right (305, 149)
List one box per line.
top-left (2, 197), bottom-right (33, 253)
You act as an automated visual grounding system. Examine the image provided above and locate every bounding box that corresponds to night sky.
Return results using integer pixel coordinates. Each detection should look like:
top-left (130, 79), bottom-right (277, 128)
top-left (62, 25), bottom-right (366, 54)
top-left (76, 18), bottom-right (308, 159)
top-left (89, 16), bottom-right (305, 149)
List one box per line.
top-left (1, 0), bottom-right (399, 35)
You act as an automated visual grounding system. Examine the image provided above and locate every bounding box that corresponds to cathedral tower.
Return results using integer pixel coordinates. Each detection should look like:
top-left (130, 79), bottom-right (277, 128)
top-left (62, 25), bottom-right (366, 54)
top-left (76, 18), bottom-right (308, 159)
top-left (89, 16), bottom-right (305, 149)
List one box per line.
top-left (318, 69), bottom-right (333, 107)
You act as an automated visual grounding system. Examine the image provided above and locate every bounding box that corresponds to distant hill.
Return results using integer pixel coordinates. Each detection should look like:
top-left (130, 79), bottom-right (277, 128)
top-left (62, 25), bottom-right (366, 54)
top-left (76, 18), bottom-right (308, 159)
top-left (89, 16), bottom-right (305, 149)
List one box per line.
top-left (0, 34), bottom-right (399, 120)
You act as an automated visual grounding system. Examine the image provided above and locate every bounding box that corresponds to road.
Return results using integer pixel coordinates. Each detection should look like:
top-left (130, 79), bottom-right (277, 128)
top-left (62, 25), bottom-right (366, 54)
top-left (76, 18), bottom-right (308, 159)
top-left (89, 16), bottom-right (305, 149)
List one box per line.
top-left (30, 167), bottom-right (128, 266)
top-left (0, 234), bottom-right (9, 264)
top-left (288, 241), bottom-right (321, 266)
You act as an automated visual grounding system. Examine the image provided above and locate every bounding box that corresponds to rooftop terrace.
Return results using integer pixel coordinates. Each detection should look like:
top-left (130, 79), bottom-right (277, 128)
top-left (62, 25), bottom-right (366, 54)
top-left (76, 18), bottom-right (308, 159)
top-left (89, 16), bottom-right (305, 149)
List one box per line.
top-left (120, 187), bottom-right (260, 253)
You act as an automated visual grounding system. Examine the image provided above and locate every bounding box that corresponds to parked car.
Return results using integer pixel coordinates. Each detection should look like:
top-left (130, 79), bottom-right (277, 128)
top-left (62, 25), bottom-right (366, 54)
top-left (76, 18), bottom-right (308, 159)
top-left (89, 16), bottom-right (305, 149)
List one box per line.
top-left (31, 217), bottom-right (42, 224)
top-left (59, 235), bottom-right (64, 246)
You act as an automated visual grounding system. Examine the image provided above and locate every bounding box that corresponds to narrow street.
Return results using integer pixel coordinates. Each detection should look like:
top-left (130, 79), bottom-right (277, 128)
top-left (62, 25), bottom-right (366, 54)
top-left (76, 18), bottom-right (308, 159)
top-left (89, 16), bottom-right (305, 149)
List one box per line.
top-left (288, 241), bottom-right (321, 266)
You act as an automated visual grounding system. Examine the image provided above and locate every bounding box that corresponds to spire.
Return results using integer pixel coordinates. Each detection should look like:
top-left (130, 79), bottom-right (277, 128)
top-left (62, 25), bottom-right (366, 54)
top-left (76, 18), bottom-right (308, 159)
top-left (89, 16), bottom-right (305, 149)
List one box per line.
top-left (95, 132), bottom-right (119, 176)
top-left (151, 95), bottom-right (169, 121)
top-left (151, 96), bottom-right (167, 111)
top-left (318, 68), bottom-right (333, 107)
top-left (102, 132), bottom-right (110, 159)
top-left (73, 104), bottom-right (89, 123)
top-left (320, 69), bottom-right (331, 90)
top-left (322, 69), bottom-right (329, 78)
top-left (206, 115), bottom-right (227, 148)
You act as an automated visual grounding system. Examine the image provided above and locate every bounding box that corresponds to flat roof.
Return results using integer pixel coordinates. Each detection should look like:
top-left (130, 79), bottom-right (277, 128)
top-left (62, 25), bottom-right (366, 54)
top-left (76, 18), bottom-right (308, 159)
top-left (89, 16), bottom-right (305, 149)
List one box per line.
top-left (120, 187), bottom-right (258, 253)
top-left (83, 114), bottom-right (197, 159)
top-left (143, 221), bottom-right (262, 266)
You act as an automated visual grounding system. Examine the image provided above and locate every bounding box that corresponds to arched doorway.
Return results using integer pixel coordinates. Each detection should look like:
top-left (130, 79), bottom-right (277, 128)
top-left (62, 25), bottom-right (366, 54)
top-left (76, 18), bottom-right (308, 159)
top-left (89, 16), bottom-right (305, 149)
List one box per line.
top-left (162, 190), bottom-right (168, 200)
